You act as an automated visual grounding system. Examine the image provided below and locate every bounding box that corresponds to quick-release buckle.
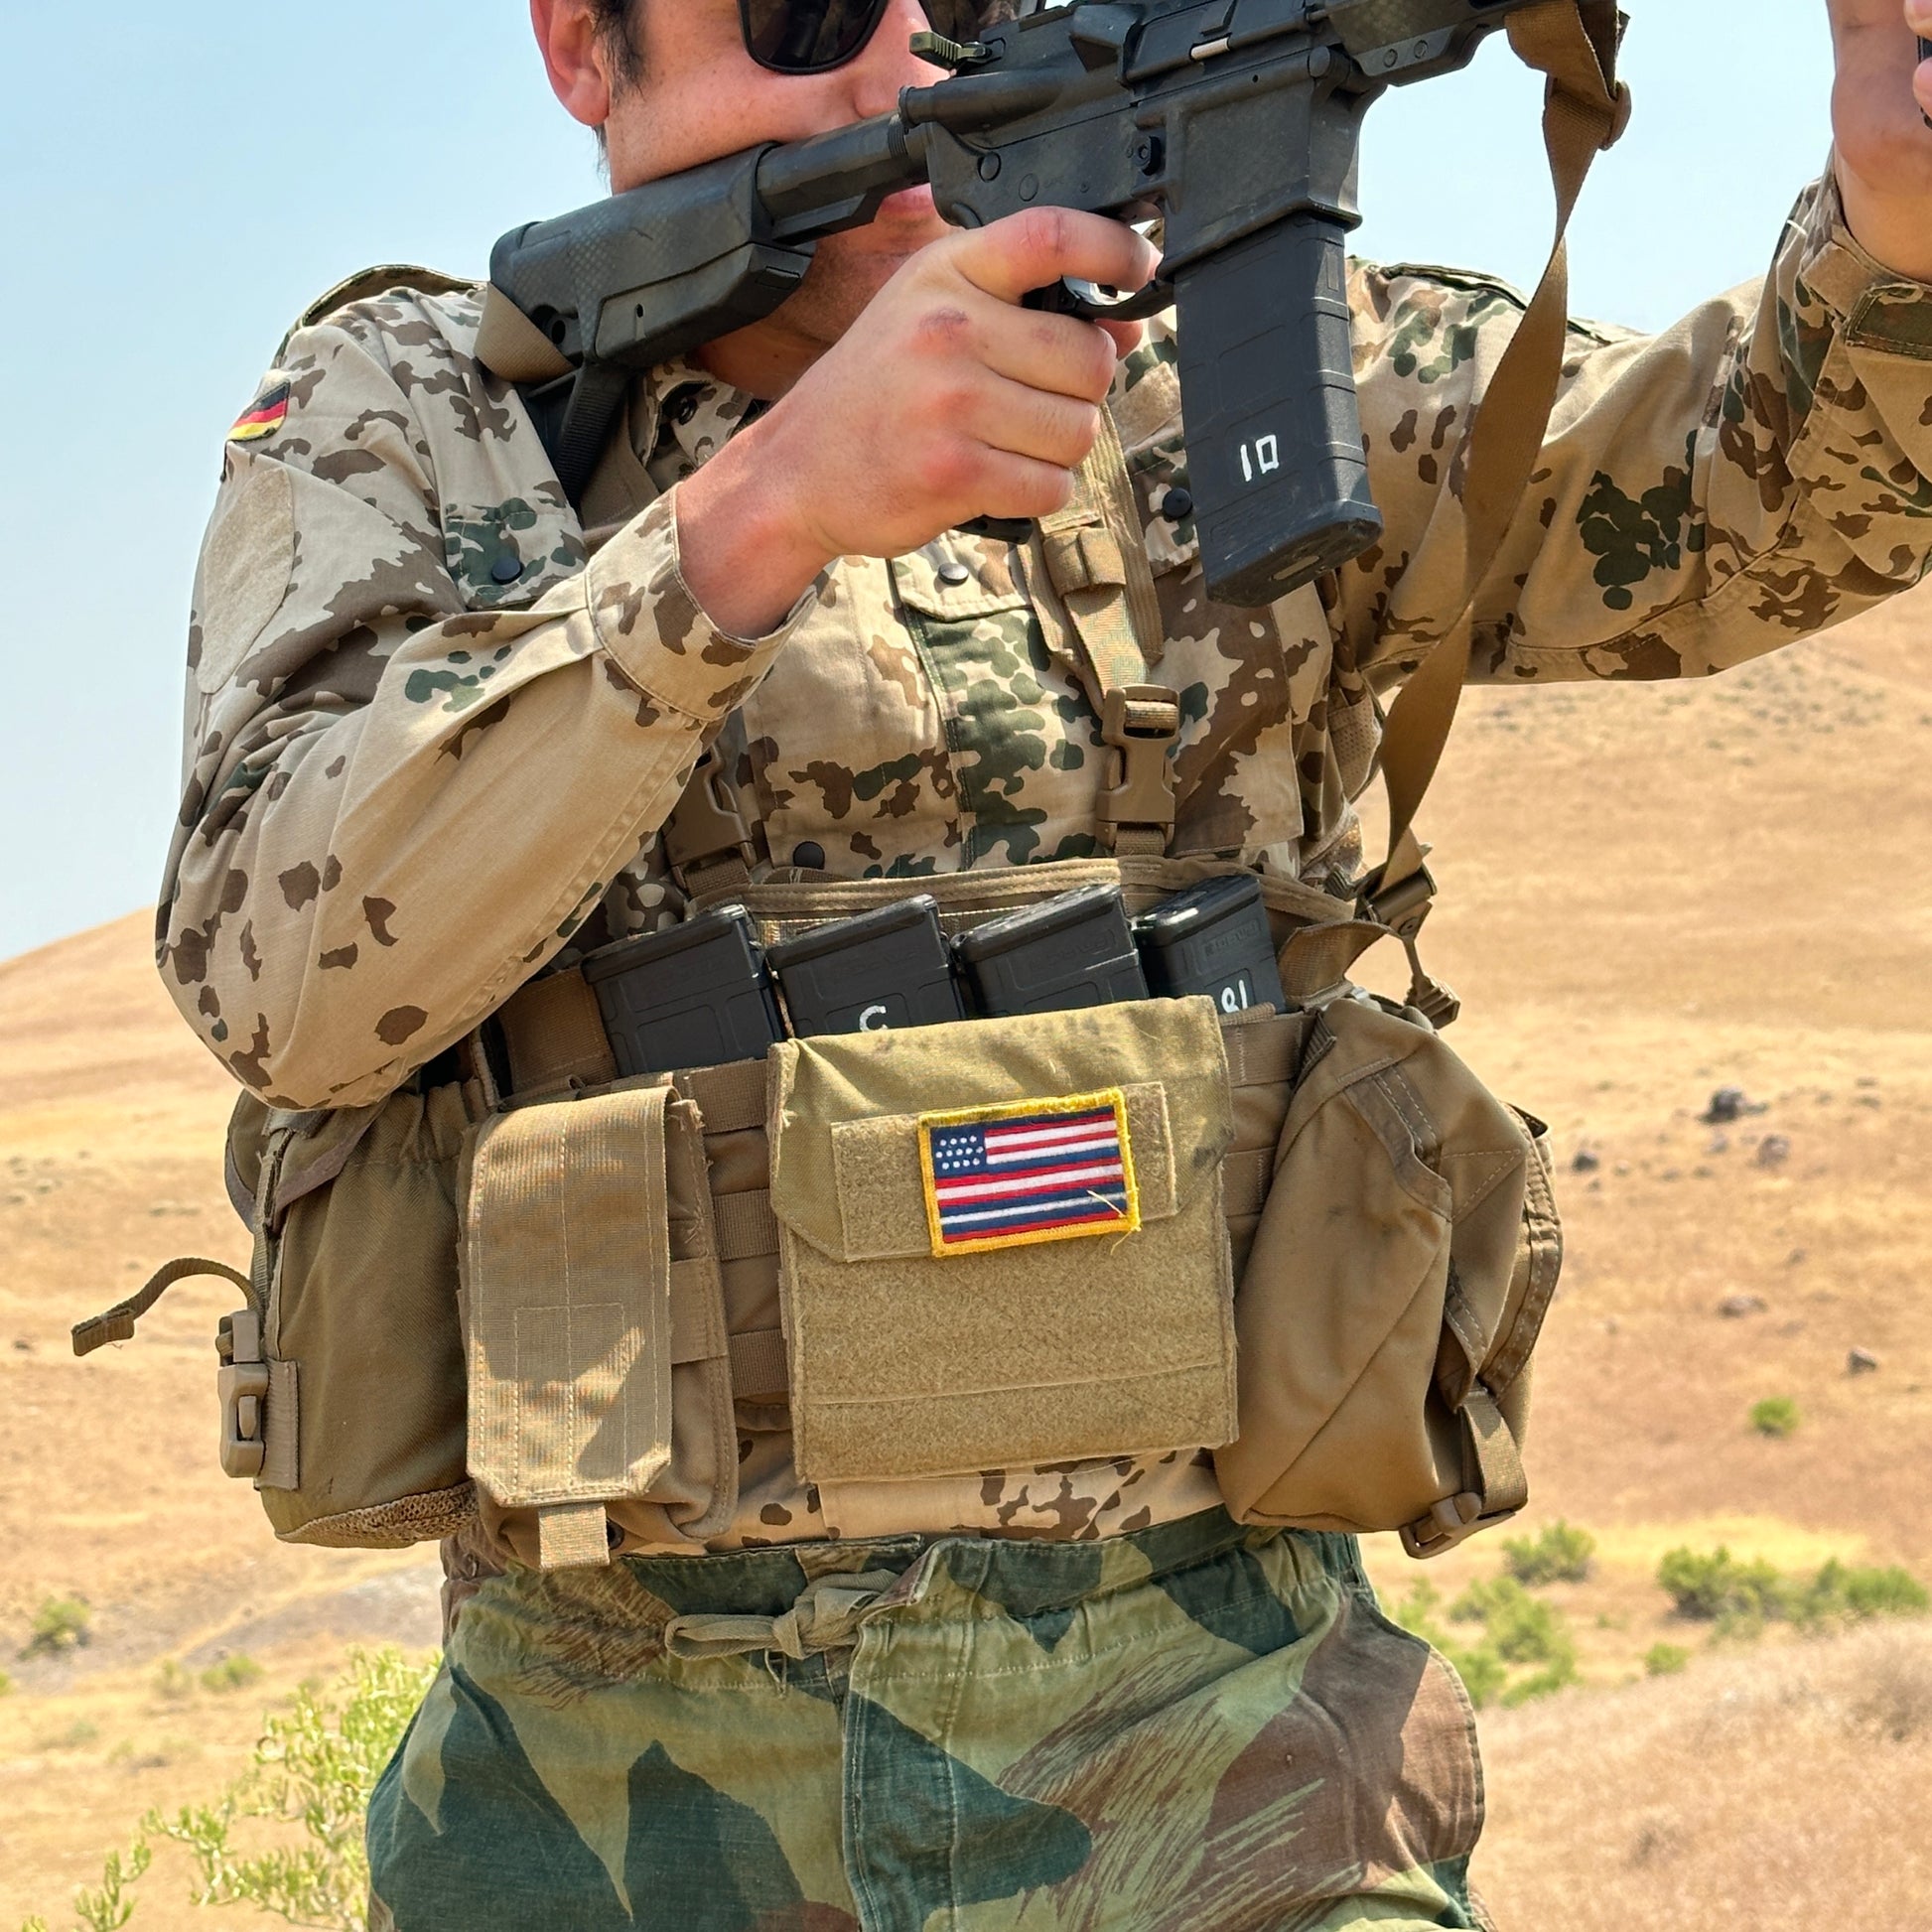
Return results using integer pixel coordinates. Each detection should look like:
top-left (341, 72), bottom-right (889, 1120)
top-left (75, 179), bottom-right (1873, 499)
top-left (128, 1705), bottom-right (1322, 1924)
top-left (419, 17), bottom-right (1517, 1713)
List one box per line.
top-left (1400, 1490), bottom-right (1489, 1561)
top-left (217, 1308), bottom-right (269, 1480)
top-left (663, 746), bottom-right (760, 886)
top-left (1362, 862), bottom-right (1460, 1030)
top-left (1096, 685), bottom-right (1180, 849)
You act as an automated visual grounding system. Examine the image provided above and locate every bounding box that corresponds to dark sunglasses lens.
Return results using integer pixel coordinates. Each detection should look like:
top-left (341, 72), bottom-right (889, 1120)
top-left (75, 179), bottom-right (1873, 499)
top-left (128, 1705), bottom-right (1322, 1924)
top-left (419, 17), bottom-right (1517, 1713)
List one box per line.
top-left (741, 0), bottom-right (890, 72)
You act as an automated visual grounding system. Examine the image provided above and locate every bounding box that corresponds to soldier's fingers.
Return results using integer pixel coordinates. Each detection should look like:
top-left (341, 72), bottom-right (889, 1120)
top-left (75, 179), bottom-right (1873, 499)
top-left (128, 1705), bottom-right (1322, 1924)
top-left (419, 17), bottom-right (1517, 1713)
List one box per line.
top-left (954, 207), bottom-right (1161, 311)
top-left (979, 305), bottom-right (1120, 405)
top-left (967, 448), bottom-right (1079, 522)
top-left (966, 373), bottom-right (1104, 471)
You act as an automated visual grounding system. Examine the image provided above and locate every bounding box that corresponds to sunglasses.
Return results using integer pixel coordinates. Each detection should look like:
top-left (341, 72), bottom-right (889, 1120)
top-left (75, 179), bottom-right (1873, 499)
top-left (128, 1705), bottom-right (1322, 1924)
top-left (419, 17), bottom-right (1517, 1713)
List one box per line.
top-left (738, 0), bottom-right (1011, 75)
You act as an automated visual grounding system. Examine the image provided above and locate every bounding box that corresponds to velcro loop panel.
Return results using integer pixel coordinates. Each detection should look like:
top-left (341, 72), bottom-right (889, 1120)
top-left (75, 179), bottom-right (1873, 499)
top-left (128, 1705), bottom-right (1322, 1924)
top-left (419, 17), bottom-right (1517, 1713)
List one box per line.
top-left (462, 1085), bottom-right (677, 1566)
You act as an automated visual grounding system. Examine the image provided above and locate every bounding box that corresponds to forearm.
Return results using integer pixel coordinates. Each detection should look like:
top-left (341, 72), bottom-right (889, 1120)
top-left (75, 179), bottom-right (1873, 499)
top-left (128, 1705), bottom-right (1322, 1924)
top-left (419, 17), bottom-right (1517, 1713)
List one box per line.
top-left (1344, 171), bottom-right (1932, 686)
top-left (162, 492), bottom-right (815, 1109)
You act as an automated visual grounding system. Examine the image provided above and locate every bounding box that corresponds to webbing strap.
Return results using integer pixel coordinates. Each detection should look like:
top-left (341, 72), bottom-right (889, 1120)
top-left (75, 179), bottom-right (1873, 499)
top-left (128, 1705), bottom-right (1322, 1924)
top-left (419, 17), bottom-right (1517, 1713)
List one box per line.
top-left (1040, 408), bottom-right (1179, 855)
top-left (1372, 1), bottom-right (1628, 910)
top-left (71, 1257), bottom-right (253, 1357)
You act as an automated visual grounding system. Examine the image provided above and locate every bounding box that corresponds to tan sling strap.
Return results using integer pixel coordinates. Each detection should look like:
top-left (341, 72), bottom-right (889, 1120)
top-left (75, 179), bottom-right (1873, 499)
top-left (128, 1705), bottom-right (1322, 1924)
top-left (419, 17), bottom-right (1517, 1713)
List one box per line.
top-left (1366, 1), bottom-right (1629, 1007)
top-left (1037, 407), bottom-right (1179, 857)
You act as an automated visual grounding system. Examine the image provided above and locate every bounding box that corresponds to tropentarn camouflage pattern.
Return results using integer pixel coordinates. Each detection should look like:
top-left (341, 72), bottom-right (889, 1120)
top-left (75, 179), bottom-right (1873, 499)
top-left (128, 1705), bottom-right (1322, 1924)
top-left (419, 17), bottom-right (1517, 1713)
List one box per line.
top-left (163, 169), bottom-right (1932, 1560)
top-left (368, 1513), bottom-right (1492, 1931)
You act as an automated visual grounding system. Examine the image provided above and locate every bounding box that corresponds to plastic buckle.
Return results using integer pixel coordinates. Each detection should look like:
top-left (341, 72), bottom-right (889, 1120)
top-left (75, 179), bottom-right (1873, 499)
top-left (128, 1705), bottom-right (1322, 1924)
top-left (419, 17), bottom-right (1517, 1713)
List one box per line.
top-left (217, 1309), bottom-right (269, 1481)
top-left (1399, 1491), bottom-right (1488, 1561)
top-left (663, 747), bottom-right (759, 882)
top-left (1096, 685), bottom-right (1179, 848)
top-left (1364, 863), bottom-right (1460, 1030)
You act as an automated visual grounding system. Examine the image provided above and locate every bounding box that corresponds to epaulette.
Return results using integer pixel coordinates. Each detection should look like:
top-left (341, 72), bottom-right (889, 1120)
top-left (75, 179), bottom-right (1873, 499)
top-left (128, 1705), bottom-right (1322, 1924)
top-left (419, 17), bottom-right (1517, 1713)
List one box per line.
top-left (1368, 260), bottom-right (1624, 347)
top-left (278, 263), bottom-right (477, 356)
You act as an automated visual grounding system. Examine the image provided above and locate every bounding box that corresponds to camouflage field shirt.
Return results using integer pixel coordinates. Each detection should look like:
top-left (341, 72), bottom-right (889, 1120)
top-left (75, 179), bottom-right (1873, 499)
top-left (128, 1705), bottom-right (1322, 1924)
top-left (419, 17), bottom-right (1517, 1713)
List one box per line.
top-left (164, 171), bottom-right (1932, 1552)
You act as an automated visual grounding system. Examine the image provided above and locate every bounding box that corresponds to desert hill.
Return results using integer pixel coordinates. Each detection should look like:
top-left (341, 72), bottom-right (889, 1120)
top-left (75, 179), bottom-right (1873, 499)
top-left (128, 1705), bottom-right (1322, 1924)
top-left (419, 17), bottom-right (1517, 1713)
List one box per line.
top-left (1, 584), bottom-right (1928, 1928)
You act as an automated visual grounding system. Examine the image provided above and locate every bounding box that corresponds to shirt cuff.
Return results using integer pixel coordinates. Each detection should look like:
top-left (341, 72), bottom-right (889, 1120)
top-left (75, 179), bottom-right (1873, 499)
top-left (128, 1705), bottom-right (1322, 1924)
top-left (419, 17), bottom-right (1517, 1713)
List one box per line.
top-left (584, 491), bottom-right (825, 723)
top-left (1810, 157), bottom-right (1932, 355)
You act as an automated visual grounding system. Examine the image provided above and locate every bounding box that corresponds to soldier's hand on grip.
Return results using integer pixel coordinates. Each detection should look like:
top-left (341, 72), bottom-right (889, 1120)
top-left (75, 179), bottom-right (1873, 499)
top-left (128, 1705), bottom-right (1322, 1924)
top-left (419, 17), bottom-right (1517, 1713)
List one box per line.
top-left (677, 209), bottom-right (1160, 637)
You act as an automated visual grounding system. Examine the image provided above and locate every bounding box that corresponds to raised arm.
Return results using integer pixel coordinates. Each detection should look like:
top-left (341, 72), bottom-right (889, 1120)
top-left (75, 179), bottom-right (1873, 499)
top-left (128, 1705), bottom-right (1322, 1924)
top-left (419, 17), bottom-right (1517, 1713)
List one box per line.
top-left (1340, 166), bottom-right (1932, 688)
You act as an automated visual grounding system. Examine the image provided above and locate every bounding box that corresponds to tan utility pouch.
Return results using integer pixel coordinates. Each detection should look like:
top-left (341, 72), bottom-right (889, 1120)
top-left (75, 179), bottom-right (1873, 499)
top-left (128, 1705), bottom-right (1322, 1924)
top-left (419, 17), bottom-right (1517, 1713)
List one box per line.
top-left (767, 997), bottom-right (1238, 1481)
top-left (1213, 995), bottom-right (1563, 1557)
top-left (243, 1084), bottom-right (480, 1548)
top-left (458, 1080), bottom-right (736, 1570)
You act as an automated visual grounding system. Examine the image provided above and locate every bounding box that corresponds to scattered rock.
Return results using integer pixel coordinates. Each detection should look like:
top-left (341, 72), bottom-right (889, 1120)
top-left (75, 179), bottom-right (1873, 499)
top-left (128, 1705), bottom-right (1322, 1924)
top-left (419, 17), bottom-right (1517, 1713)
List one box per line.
top-left (1849, 1347), bottom-right (1880, 1376)
top-left (11, 1338), bottom-right (32, 1353)
top-left (1754, 1136), bottom-right (1792, 1170)
top-left (1603, 1316), bottom-right (1621, 1335)
top-left (1707, 1133), bottom-right (1730, 1155)
top-left (1719, 1295), bottom-right (1769, 1319)
top-left (1787, 1248), bottom-right (1808, 1266)
top-left (1615, 1162), bottom-right (1632, 1177)
top-left (1704, 1087), bottom-right (1758, 1124)
top-left (1572, 1149), bottom-right (1602, 1173)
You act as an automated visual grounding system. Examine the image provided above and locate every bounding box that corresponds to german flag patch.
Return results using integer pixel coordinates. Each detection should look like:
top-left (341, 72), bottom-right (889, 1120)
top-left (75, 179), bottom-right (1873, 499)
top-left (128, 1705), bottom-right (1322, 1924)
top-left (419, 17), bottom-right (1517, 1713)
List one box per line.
top-left (228, 382), bottom-right (291, 444)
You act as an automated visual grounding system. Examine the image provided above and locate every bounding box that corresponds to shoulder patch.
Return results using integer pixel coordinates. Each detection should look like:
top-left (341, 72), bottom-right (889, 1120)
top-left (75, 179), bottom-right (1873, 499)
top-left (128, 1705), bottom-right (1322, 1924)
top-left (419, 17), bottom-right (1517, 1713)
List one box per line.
top-left (228, 381), bottom-right (291, 444)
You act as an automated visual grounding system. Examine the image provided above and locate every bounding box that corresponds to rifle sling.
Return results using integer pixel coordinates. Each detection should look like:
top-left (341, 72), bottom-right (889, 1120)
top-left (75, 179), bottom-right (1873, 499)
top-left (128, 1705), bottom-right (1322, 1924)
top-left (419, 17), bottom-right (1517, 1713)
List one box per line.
top-left (1371, 0), bottom-right (1629, 912)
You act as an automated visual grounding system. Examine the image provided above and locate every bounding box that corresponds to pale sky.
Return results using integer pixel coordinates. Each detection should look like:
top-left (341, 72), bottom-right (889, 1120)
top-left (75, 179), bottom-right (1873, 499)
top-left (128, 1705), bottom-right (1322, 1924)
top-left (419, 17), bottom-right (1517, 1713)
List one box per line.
top-left (0, 0), bottom-right (1836, 963)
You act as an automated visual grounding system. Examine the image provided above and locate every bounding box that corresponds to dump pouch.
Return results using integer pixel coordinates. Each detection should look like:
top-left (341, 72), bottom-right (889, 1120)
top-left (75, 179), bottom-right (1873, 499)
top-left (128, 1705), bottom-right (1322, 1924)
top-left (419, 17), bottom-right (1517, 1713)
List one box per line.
top-left (255, 1081), bottom-right (480, 1547)
top-left (767, 998), bottom-right (1239, 1481)
top-left (1213, 996), bottom-right (1563, 1555)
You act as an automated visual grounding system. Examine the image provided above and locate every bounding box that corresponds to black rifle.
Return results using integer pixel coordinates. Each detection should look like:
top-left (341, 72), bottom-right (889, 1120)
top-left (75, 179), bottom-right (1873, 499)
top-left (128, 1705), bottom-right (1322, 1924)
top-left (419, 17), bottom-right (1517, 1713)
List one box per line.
top-left (492, 0), bottom-right (1554, 608)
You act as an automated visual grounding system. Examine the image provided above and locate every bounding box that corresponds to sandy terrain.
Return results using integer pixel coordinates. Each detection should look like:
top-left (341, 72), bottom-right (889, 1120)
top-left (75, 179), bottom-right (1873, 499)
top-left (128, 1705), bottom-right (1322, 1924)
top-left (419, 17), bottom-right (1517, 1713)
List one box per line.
top-left (1, 585), bottom-right (1926, 1928)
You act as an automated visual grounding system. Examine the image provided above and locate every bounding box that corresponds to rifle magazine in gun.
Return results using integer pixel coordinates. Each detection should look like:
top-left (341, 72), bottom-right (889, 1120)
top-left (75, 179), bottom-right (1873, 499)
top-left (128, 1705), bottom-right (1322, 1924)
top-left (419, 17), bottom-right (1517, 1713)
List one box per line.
top-left (1173, 212), bottom-right (1382, 609)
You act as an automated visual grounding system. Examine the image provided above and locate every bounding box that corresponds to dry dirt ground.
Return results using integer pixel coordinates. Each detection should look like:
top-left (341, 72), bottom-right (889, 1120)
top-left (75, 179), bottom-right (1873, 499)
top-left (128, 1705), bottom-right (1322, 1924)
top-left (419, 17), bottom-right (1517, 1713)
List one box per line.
top-left (2, 588), bottom-right (1927, 1928)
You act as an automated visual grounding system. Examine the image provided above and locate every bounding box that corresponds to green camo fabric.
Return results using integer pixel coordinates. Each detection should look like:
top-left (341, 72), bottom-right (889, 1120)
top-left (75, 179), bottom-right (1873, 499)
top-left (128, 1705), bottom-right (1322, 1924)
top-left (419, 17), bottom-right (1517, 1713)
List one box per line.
top-left (366, 1511), bottom-right (1490, 1930)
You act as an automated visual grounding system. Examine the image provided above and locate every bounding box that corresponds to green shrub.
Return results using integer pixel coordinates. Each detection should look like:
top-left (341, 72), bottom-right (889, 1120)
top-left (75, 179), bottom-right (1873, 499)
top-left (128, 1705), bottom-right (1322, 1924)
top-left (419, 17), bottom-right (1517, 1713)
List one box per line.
top-left (1659, 1547), bottom-right (1929, 1632)
top-left (24, 1595), bottom-right (91, 1657)
top-left (152, 1659), bottom-right (194, 1703)
top-left (19, 1838), bottom-right (150, 1932)
top-left (1644, 1643), bottom-right (1691, 1677)
top-left (0, 1669), bottom-right (14, 1697)
top-left (1749, 1396), bottom-right (1801, 1439)
top-left (1393, 1577), bottom-right (1578, 1709)
top-left (1501, 1520), bottom-right (1596, 1587)
top-left (1657, 1546), bottom-right (1792, 1621)
top-left (40, 1720), bottom-right (101, 1752)
top-left (146, 1645), bottom-right (438, 1932)
top-left (1449, 1578), bottom-right (1579, 1672)
top-left (1796, 1560), bottom-right (1932, 1628)
top-left (200, 1654), bottom-right (264, 1695)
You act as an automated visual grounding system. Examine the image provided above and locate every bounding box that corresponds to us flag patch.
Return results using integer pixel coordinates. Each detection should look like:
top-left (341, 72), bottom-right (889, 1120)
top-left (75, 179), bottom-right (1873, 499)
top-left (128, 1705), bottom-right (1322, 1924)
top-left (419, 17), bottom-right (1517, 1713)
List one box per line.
top-left (228, 381), bottom-right (290, 444)
top-left (918, 1089), bottom-right (1140, 1258)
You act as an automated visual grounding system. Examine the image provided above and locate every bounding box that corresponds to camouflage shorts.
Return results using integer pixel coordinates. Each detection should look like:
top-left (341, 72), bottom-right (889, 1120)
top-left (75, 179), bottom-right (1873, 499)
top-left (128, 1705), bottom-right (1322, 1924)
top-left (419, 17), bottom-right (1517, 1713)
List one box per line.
top-left (366, 1509), bottom-right (1489, 1931)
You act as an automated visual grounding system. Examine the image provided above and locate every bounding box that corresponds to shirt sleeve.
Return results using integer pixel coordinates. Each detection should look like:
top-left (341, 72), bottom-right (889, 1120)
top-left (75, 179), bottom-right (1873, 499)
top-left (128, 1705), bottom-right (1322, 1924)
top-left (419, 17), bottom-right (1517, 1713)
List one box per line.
top-left (1341, 164), bottom-right (1932, 687)
top-left (160, 296), bottom-right (820, 1111)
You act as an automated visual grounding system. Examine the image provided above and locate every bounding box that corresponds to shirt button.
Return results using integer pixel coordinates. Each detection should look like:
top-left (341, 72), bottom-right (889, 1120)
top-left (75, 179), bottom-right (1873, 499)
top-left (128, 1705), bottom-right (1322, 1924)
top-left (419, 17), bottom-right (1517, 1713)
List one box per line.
top-left (1160, 487), bottom-right (1193, 523)
top-left (490, 550), bottom-right (523, 585)
top-left (937, 560), bottom-right (971, 588)
top-left (792, 842), bottom-right (827, 870)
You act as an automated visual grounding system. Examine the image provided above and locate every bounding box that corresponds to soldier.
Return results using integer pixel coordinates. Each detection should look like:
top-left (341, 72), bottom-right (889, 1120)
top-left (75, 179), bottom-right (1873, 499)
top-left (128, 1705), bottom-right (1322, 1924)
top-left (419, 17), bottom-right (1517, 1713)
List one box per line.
top-left (159, 1), bottom-right (1932, 1926)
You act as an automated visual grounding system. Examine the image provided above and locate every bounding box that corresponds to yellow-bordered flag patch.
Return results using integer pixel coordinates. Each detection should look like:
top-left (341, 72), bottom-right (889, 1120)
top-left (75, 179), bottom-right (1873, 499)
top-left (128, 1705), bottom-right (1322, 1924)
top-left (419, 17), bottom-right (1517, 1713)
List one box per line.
top-left (919, 1088), bottom-right (1139, 1258)
top-left (228, 382), bottom-right (290, 444)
